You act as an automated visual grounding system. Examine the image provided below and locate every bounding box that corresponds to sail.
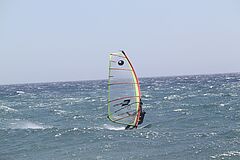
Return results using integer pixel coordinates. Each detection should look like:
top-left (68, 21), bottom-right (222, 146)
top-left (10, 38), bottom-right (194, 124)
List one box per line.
top-left (108, 51), bottom-right (141, 127)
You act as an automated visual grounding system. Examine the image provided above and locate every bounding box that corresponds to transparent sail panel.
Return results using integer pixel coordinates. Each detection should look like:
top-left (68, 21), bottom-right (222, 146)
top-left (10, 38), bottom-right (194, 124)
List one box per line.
top-left (108, 51), bottom-right (140, 125)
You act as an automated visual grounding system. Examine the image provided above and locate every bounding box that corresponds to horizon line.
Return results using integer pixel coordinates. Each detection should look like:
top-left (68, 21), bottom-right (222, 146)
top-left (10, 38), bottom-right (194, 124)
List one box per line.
top-left (0, 71), bottom-right (239, 86)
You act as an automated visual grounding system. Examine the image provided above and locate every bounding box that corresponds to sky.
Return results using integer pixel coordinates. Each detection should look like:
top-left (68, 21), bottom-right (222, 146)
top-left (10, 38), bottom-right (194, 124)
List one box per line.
top-left (0, 0), bottom-right (240, 85)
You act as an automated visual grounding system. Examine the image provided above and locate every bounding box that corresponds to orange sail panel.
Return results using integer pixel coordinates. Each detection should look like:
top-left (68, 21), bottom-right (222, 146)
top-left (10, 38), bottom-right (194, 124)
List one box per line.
top-left (108, 51), bottom-right (141, 126)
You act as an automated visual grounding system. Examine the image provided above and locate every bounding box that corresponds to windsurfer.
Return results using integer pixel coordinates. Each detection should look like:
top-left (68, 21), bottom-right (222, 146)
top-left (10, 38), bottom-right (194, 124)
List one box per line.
top-left (125, 99), bottom-right (146, 130)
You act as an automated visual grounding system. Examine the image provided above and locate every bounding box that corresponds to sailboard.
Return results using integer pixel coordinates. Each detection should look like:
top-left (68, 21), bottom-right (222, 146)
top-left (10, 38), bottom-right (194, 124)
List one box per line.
top-left (138, 123), bottom-right (152, 129)
top-left (107, 51), bottom-right (141, 128)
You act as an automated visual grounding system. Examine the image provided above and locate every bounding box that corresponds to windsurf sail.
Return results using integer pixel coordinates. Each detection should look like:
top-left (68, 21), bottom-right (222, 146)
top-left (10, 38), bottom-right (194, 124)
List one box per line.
top-left (108, 51), bottom-right (141, 128)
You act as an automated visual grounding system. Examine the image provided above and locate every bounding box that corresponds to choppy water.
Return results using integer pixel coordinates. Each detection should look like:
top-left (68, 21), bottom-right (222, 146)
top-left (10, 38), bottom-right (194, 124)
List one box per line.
top-left (1, 73), bottom-right (240, 160)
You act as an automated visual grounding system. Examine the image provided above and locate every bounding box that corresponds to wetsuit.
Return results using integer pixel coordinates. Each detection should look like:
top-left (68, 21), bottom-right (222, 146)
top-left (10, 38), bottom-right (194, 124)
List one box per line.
top-left (138, 111), bottom-right (146, 125)
top-left (125, 99), bottom-right (146, 130)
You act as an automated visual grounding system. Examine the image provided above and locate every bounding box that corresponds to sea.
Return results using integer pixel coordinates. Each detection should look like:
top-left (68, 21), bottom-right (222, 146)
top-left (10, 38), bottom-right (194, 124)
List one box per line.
top-left (1, 73), bottom-right (240, 160)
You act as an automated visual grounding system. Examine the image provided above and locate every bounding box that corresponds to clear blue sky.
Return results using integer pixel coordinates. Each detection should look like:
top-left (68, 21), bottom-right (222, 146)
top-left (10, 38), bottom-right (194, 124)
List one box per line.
top-left (1, 0), bottom-right (240, 85)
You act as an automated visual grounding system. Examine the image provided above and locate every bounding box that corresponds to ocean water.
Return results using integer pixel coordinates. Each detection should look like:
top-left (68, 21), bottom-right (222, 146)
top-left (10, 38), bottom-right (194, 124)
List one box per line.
top-left (1, 73), bottom-right (240, 160)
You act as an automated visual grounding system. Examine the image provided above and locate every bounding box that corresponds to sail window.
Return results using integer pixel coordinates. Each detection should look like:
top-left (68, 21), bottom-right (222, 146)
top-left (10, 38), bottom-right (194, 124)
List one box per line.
top-left (118, 60), bottom-right (124, 66)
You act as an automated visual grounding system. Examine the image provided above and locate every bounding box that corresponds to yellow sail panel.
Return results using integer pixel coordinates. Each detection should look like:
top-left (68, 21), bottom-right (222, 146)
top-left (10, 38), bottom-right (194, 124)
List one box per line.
top-left (108, 51), bottom-right (141, 126)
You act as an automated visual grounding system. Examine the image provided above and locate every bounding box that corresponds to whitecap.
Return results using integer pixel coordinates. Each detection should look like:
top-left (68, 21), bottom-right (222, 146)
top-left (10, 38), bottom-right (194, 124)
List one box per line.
top-left (54, 109), bottom-right (67, 115)
top-left (164, 95), bottom-right (182, 100)
top-left (0, 105), bottom-right (17, 112)
top-left (173, 108), bottom-right (190, 115)
top-left (73, 115), bottom-right (85, 119)
top-left (99, 98), bottom-right (107, 102)
top-left (188, 94), bottom-right (196, 98)
top-left (55, 133), bottom-right (62, 137)
top-left (219, 103), bottom-right (225, 107)
top-left (211, 151), bottom-right (240, 159)
top-left (173, 109), bottom-right (185, 112)
top-left (226, 77), bottom-right (233, 80)
top-left (16, 91), bottom-right (25, 94)
top-left (174, 88), bottom-right (181, 91)
top-left (73, 127), bottom-right (78, 131)
top-left (144, 94), bottom-right (152, 98)
top-left (8, 119), bottom-right (50, 129)
top-left (103, 124), bottom-right (125, 131)
top-left (142, 104), bottom-right (154, 109)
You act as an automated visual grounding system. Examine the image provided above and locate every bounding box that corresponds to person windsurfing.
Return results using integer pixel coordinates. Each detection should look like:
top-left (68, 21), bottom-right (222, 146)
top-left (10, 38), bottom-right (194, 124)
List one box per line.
top-left (125, 99), bottom-right (146, 130)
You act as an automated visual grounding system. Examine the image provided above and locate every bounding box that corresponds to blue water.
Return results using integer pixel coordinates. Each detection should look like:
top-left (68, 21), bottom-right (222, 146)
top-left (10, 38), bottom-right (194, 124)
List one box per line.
top-left (1, 73), bottom-right (240, 160)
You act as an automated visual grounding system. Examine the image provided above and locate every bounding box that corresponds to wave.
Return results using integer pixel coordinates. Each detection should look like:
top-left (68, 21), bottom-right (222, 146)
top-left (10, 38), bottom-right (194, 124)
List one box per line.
top-left (53, 109), bottom-right (67, 115)
top-left (16, 90), bottom-right (25, 94)
top-left (173, 108), bottom-right (187, 112)
top-left (0, 105), bottom-right (17, 112)
top-left (8, 119), bottom-right (51, 129)
top-left (211, 151), bottom-right (240, 159)
top-left (164, 95), bottom-right (183, 100)
top-left (103, 124), bottom-right (125, 131)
